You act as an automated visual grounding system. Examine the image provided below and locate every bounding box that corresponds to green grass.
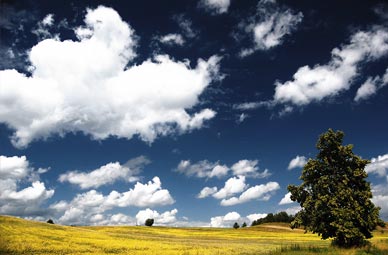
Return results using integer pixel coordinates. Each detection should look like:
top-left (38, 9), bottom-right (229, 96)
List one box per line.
top-left (0, 216), bottom-right (387, 255)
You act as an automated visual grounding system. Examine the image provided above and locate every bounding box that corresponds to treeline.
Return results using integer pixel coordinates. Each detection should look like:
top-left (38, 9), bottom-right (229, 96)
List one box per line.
top-left (251, 211), bottom-right (294, 226)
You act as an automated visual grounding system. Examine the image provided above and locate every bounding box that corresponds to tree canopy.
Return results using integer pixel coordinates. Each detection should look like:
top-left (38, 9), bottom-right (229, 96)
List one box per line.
top-left (288, 129), bottom-right (384, 247)
top-left (145, 218), bottom-right (154, 227)
top-left (251, 211), bottom-right (294, 226)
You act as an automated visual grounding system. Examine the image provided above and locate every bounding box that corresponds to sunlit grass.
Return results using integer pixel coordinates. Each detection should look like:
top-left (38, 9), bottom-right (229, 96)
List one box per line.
top-left (1, 216), bottom-right (387, 255)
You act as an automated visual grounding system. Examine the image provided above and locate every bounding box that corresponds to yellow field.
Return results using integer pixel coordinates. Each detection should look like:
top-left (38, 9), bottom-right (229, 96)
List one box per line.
top-left (1, 216), bottom-right (387, 255)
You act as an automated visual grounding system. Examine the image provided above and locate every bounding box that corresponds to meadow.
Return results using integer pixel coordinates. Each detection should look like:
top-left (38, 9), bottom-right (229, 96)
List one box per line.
top-left (1, 215), bottom-right (387, 255)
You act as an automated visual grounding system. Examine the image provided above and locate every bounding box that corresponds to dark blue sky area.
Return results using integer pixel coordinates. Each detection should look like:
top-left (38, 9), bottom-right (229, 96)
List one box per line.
top-left (0, 0), bottom-right (387, 226)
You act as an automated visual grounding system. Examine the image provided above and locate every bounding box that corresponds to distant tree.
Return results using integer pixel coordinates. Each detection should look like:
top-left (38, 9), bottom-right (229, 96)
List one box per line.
top-left (233, 222), bottom-right (240, 229)
top-left (46, 219), bottom-right (54, 224)
top-left (145, 218), bottom-right (154, 227)
top-left (288, 129), bottom-right (385, 247)
top-left (265, 213), bottom-right (274, 223)
top-left (242, 222), bottom-right (247, 228)
top-left (250, 211), bottom-right (294, 226)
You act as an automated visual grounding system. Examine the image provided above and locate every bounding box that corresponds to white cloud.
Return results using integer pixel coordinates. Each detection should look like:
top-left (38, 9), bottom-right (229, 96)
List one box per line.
top-left (42, 14), bottom-right (54, 26)
top-left (355, 77), bottom-right (379, 101)
top-left (173, 14), bottom-right (197, 39)
top-left (56, 176), bottom-right (174, 225)
top-left (199, 0), bottom-right (231, 15)
top-left (210, 211), bottom-right (240, 227)
top-left (105, 177), bottom-right (174, 208)
top-left (136, 208), bottom-right (178, 226)
top-left (366, 155), bottom-right (388, 219)
top-left (176, 159), bottom-right (270, 179)
top-left (0, 155), bottom-right (29, 179)
top-left (272, 28), bottom-right (388, 107)
top-left (287, 155), bottom-right (307, 170)
top-left (371, 183), bottom-right (388, 218)
top-left (278, 192), bottom-right (293, 205)
top-left (68, 212), bottom-right (136, 226)
top-left (233, 102), bottom-right (262, 110)
top-left (365, 154), bottom-right (388, 177)
top-left (105, 213), bottom-right (135, 225)
top-left (231, 159), bottom-right (271, 178)
top-left (210, 211), bottom-right (266, 227)
top-left (32, 14), bottom-right (58, 40)
top-left (58, 156), bottom-right (149, 189)
top-left (213, 175), bottom-right (248, 199)
top-left (372, 195), bottom-right (388, 218)
top-left (158, 33), bottom-right (185, 46)
top-left (284, 206), bottom-right (301, 216)
top-left (238, 0), bottom-right (303, 57)
top-left (231, 160), bottom-right (258, 175)
top-left (246, 213), bottom-right (267, 223)
top-left (0, 155), bottom-right (54, 217)
top-left (355, 68), bottom-right (388, 101)
top-left (220, 181), bottom-right (280, 206)
top-left (175, 160), bottom-right (229, 178)
top-left (223, 211), bottom-right (241, 221)
top-left (237, 113), bottom-right (248, 123)
top-left (0, 6), bottom-right (221, 148)
top-left (197, 186), bottom-right (218, 198)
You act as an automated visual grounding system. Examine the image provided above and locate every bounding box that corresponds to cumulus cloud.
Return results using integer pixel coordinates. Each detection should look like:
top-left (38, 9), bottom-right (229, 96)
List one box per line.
top-left (278, 192), bottom-right (293, 205)
top-left (238, 0), bottom-right (303, 57)
top-left (0, 155), bottom-right (54, 216)
top-left (373, 195), bottom-right (388, 219)
top-left (0, 6), bottom-right (221, 148)
top-left (157, 33), bottom-right (185, 46)
top-left (220, 181), bottom-right (280, 206)
top-left (287, 155), bottom-right (307, 170)
top-left (213, 175), bottom-right (248, 199)
top-left (272, 27), bottom-right (388, 108)
top-left (80, 212), bottom-right (136, 226)
top-left (199, 0), bottom-right (231, 15)
top-left (365, 154), bottom-right (388, 177)
top-left (106, 213), bottom-right (135, 225)
top-left (210, 211), bottom-right (267, 227)
top-left (105, 177), bottom-right (174, 208)
top-left (176, 159), bottom-right (270, 179)
top-left (231, 159), bottom-right (271, 178)
top-left (284, 206), bottom-right (301, 216)
top-left (362, 154), bottom-right (388, 219)
top-left (0, 155), bottom-right (29, 179)
top-left (371, 181), bottom-right (388, 219)
top-left (54, 176), bottom-right (174, 225)
top-left (197, 186), bottom-right (218, 198)
top-left (246, 213), bottom-right (267, 223)
top-left (355, 68), bottom-right (388, 101)
top-left (198, 173), bottom-right (280, 206)
top-left (136, 208), bottom-right (178, 226)
top-left (58, 156), bottom-right (150, 189)
top-left (210, 211), bottom-right (240, 227)
top-left (175, 160), bottom-right (229, 178)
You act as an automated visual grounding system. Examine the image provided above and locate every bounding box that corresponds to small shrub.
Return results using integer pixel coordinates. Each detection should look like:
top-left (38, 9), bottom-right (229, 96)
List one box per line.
top-left (233, 222), bottom-right (240, 229)
top-left (46, 219), bottom-right (54, 224)
top-left (145, 218), bottom-right (154, 227)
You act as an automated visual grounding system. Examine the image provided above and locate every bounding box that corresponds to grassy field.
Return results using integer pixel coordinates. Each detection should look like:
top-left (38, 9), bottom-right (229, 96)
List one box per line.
top-left (1, 216), bottom-right (387, 255)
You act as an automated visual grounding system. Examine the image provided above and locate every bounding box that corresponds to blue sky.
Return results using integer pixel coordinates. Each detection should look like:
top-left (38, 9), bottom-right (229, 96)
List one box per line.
top-left (0, 0), bottom-right (388, 227)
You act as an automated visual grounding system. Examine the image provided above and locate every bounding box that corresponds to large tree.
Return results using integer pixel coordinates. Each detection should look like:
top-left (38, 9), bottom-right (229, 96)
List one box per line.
top-left (288, 129), bottom-right (384, 247)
